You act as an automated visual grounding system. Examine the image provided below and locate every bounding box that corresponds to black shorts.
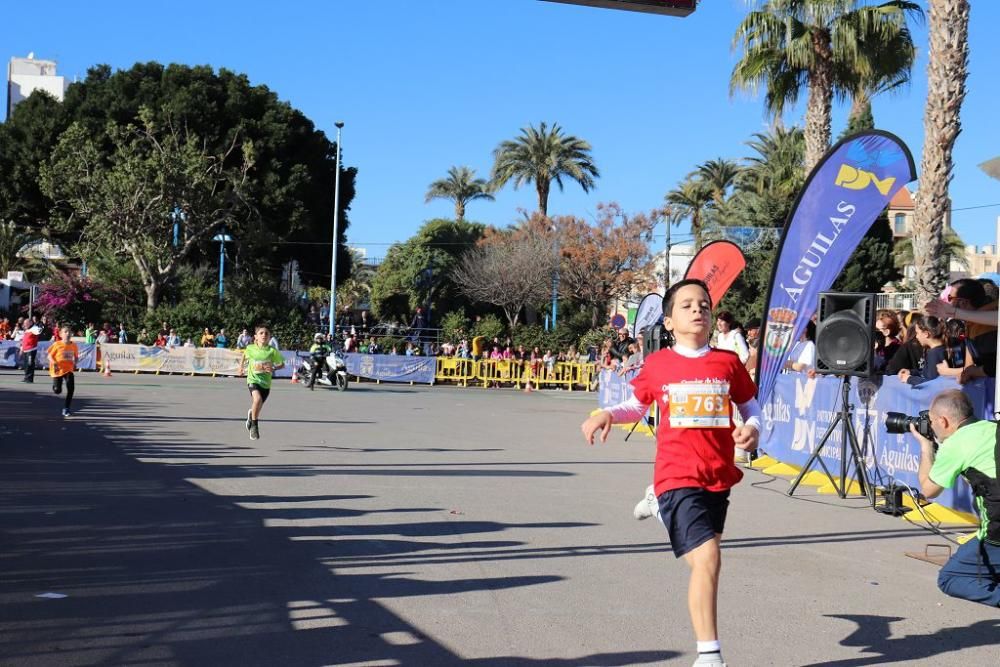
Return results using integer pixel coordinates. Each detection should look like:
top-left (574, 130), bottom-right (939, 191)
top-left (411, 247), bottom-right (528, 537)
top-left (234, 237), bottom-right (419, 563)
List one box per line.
top-left (658, 487), bottom-right (731, 558)
top-left (248, 384), bottom-right (271, 402)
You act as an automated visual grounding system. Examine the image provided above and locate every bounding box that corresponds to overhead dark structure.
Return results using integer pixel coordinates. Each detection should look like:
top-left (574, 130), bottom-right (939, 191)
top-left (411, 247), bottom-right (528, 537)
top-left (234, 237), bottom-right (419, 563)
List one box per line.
top-left (541, 0), bottom-right (697, 17)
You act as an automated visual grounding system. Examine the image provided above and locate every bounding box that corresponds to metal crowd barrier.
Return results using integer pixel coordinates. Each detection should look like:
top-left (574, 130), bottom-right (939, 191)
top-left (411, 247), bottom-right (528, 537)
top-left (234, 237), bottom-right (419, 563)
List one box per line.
top-left (432, 358), bottom-right (599, 391)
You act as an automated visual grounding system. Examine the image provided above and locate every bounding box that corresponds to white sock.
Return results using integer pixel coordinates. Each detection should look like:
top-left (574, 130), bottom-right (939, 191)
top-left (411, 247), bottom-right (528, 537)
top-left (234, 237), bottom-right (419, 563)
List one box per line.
top-left (696, 640), bottom-right (722, 663)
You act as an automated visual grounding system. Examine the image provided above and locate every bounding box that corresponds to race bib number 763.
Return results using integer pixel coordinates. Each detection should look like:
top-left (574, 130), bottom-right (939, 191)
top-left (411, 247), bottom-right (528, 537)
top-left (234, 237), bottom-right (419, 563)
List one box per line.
top-left (667, 382), bottom-right (731, 428)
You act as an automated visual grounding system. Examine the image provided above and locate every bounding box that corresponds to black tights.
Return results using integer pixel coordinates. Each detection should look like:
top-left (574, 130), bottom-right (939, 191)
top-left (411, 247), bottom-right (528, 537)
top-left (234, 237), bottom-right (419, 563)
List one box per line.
top-left (53, 373), bottom-right (75, 409)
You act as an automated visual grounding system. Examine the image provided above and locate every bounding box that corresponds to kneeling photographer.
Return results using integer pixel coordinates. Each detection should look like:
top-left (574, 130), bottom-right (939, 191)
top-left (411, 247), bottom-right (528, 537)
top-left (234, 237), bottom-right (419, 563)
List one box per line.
top-left (900, 389), bottom-right (1000, 607)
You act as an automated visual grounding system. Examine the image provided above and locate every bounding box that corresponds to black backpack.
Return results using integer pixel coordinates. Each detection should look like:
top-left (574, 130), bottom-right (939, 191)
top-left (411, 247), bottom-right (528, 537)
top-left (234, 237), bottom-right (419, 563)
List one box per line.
top-left (962, 421), bottom-right (1000, 545)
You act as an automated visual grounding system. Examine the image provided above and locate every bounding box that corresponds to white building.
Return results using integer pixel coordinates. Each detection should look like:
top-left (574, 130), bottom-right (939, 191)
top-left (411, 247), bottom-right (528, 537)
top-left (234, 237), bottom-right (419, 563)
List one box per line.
top-left (7, 53), bottom-right (67, 118)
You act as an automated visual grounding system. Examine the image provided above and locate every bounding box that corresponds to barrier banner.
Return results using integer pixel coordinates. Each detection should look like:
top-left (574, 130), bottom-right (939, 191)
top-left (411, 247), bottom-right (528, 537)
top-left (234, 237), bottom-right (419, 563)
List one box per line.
top-left (345, 353), bottom-right (435, 385)
top-left (683, 240), bottom-right (746, 307)
top-left (0, 341), bottom-right (98, 370)
top-left (100, 344), bottom-right (244, 375)
top-left (756, 131), bottom-right (916, 404)
top-left (597, 368), bottom-right (638, 409)
top-left (761, 374), bottom-right (994, 515)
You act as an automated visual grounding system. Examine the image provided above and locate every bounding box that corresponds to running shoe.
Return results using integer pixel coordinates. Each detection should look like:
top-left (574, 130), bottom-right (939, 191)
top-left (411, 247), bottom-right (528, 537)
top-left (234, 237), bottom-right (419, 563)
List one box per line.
top-left (249, 422), bottom-right (260, 441)
top-left (246, 409), bottom-right (253, 433)
top-left (61, 408), bottom-right (70, 418)
top-left (633, 484), bottom-right (658, 520)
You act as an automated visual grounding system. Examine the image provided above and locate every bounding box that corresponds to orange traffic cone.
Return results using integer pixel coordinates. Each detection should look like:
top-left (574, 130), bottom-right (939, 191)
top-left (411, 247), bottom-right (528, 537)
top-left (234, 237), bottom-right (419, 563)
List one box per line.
top-left (290, 367), bottom-right (299, 384)
top-left (103, 359), bottom-right (112, 377)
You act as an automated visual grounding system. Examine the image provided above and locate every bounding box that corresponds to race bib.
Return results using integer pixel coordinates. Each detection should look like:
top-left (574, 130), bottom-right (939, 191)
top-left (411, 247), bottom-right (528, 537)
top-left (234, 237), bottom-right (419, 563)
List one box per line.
top-left (253, 361), bottom-right (273, 373)
top-left (59, 351), bottom-right (74, 361)
top-left (667, 382), bottom-right (731, 428)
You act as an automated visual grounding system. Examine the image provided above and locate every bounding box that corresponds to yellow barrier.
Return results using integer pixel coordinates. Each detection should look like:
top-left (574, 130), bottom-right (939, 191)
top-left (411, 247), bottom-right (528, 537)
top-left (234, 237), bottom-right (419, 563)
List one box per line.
top-left (431, 357), bottom-right (599, 391)
top-left (435, 357), bottom-right (477, 386)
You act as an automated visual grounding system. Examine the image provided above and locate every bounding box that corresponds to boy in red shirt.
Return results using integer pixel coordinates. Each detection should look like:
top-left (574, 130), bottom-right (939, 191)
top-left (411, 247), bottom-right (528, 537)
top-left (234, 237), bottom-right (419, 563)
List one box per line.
top-left (581, 279), bottom-right (761, 667)
top-left (47, 325), bottom-right (80, 417)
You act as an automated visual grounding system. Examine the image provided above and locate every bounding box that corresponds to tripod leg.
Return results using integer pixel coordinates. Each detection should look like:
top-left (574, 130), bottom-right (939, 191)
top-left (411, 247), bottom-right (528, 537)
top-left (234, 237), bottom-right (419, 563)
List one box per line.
top-left (788, 414), bottom-right (842, 496)
top-left (843, 418), bottom-right (876, 506)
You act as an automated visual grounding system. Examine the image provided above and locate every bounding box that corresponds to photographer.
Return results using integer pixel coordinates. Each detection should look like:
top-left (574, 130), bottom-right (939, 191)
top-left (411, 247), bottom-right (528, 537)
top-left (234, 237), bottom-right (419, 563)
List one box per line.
top-left (909, 389), bottom-right (999, 607)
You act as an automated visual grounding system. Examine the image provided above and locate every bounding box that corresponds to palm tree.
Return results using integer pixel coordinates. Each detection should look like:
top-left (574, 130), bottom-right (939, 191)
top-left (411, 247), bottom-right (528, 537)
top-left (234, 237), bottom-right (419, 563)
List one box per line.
top-left (894, 227), bottom-right (968, 276)
top-left (0, 221), bottom-right (39, 278)
top-left (665, 178), bottom-right (714, 249)
top-left (911, 0), bottom-right (971, 304)
top-left (424, 166), bottom-right (495, 221)
top-left (490, 122), bottom-right (599, 216)
top-left (731, 1), bottom-right (922, 172)
top-left (692, 158), bottom-right (741, 205)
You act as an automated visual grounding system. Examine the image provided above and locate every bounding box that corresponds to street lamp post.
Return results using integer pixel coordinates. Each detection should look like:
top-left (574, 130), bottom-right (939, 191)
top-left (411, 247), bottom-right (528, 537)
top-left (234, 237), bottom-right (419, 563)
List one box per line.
top-left (213, 228), bottom-right (233, 302)
top-left (328, 121), bottom-right (344, 338)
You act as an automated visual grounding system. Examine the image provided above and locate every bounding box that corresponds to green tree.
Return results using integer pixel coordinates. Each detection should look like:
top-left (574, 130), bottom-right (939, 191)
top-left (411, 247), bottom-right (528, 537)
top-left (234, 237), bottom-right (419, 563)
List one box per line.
top-left (425, 166), bottom-right (495, 220)
top-left (370, 219), bottom-right (486, 323)
top-left (724, 126), bottom-right (806, 229)
top-left (1, 62), bottom-right (354, 285)
top-left (0, 221), bottom-right (43, 280)
top-left (893, 227), bottom-right (968, 276)
top-left (731, 1), bottom-right (922, 171)
top-left (491, 122), bottom-right (599, 216)
top-left (832, 212), bottom-right (901, 292)
top-left (42, 115), bottom-right (255, 311)
top-left (717, 235), bottom-right (781, 329)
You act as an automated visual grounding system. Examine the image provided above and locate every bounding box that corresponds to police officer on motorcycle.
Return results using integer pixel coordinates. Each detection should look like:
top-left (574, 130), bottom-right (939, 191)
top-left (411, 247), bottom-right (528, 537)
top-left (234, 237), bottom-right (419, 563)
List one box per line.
top-left (308, 333), bottom-right (332, 391)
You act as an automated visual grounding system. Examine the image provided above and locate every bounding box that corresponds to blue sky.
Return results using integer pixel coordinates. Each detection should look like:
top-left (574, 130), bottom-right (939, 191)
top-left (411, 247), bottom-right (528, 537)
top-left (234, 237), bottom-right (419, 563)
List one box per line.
top-left (6, 0), bottom-right (1000, 259)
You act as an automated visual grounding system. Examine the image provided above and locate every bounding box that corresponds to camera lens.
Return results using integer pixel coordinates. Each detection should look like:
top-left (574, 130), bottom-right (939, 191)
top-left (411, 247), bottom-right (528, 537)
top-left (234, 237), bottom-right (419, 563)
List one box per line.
top-left (884, 412), bottom-right (912, 434)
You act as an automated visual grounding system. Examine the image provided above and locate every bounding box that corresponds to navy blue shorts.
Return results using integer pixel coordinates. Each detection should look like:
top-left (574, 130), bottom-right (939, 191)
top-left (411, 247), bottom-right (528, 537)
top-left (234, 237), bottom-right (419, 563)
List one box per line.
top-left (658, 487), bottom-right (730, 558)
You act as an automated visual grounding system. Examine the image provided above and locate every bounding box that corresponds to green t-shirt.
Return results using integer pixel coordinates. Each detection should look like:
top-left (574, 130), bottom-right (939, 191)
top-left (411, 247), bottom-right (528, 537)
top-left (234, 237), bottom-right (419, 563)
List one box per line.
top-left (243, 343), bottom-right (284, 389)
top-left (929, 420), bottom-right (998, 542)
top-left (85, 328), bottom-right (97, 344)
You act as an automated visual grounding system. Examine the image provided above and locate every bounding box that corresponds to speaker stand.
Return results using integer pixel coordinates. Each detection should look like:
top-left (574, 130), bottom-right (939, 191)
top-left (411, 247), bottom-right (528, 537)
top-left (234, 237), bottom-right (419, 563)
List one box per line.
top-left (787, 375), bottom-right (875, 506)
top-left (624, 404), bottom-right (657, 442)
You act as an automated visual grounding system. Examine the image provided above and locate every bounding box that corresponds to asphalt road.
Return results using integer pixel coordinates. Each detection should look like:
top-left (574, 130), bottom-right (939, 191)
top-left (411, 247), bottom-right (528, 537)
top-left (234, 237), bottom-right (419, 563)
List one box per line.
top-left (1, 371), bottom-right (997, 666)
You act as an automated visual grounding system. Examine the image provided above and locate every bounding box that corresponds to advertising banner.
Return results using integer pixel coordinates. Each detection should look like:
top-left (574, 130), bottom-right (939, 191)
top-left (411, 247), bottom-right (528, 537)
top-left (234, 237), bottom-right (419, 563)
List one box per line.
top-left (0, 341), bottom-right (98, 370)
top-left (344, 353), bottom-right (436, 385)
top-left (99, 344), bottom-right (244, 375)
top-left (756, 131), bottom-right (916, 404)
top-left (761, 374), bottom-right (993, 515)
top-left (597, 368), bottom-right (638, 409)
top-left (632, 293), bottom-right (663, 339)
top-left (683, 240), bottom-right (746, 307)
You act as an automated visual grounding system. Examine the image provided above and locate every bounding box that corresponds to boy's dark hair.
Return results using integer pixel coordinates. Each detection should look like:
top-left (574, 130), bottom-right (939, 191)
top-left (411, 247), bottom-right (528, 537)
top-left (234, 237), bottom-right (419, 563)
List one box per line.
top-left (916, 315), bottom-right (945, 339)
top-left (950, 278), bottom-right (989, 308)
top-left (804, 320), bottom-right (816, 342)
top-left (662, 279), bottom-right (711, 316)
top-left (254, 324), bottom-right (270, 334)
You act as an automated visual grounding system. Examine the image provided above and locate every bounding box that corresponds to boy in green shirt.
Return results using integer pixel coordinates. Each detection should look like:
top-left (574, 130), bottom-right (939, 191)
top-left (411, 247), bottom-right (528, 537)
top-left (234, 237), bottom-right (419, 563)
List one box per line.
top-left (240, 325), bottom-right (285, 440)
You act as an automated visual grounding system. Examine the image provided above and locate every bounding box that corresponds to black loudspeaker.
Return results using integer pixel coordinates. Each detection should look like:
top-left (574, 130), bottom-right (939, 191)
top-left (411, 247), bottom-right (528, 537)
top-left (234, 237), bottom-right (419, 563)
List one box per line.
top-left (815, 292), bottom-right (875, 376)
top-left (643, 323), bottom-right (666, 356)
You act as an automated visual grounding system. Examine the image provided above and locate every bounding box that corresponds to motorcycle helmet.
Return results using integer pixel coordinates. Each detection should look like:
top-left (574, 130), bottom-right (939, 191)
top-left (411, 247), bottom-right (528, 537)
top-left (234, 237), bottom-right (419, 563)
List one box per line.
top-left (314, 333), bottom-right (324, 342)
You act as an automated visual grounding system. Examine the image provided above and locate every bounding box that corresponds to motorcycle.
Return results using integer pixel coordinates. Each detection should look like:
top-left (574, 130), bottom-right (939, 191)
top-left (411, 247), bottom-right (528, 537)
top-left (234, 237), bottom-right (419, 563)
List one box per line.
top-left (296, 351), bottom-right (349, 391)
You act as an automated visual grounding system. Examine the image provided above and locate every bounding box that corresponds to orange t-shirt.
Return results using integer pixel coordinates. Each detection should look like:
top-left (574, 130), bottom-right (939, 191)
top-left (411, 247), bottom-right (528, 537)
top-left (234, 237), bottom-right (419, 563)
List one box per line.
top-left (47, 341), bottom-right (79, 377)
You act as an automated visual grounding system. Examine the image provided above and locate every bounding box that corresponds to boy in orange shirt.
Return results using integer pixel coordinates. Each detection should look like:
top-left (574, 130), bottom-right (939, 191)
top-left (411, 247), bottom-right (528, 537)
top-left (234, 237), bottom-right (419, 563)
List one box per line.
top-left (47, 325), bottom-right (79, 417)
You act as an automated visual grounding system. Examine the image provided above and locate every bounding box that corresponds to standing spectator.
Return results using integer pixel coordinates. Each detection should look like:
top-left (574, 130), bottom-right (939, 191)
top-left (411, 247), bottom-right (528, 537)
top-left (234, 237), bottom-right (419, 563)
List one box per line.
top-left (268, 332), bottom-right (280, 350)
top-left (0, 317), bottom-right (10, 340)
top-left (714, 311), bottom-right (749, 364)
top-left (183, 338), bottom-right (195, 348)
top-left (744, 324), bottom-right (761, 373)
top-left (897, 316), bottom-right (949, 386)
top-left (166, 329), bottom-right (181, 348)
top-left (200, 328), bottom-right (215, 347)
top-left (410, 307), bottom-right (427, 345)
top-left (319, 301), bottom-right (330, 327)
top-left (236, 328), bottom-right (252, 349)
top-left (117, 323), bottom-right (128, 344)
top-left (368, 337), bottom-right (381, 355)
top-left (37, 316), bottom-right (54, 342)
top-left (137, 328), bottom-right (151, 345)
top-left (154, 331), bottom-right (167, 347)
top-left (873, 313), bottom-right (902, 372)
top-left (20, 321), bottom-right (41, 383)
top-left (215, 328), bottom-right (229, 348)
top-left (96, 327), bottom-right (109, 345)
top-left (784, 321), bottom-right (816, 374)
top-left (610, 327), bottom-right (634, 362)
